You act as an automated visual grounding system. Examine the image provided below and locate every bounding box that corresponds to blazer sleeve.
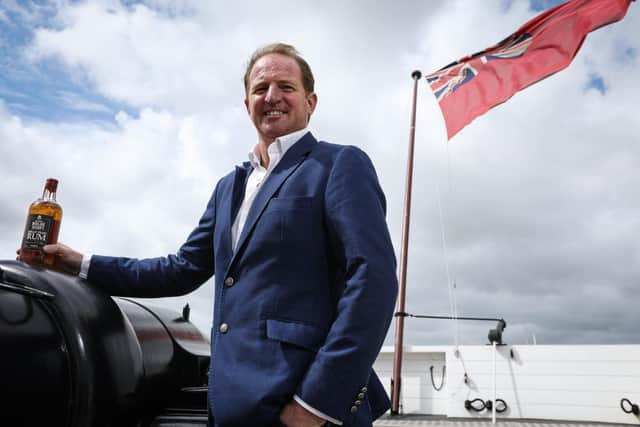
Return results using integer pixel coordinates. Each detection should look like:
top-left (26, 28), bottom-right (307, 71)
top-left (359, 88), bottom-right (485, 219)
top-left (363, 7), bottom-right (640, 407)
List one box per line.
top-left (86, 186), bottom-right (218, 297)
top-left (295, 146), bottom-right (398, 422)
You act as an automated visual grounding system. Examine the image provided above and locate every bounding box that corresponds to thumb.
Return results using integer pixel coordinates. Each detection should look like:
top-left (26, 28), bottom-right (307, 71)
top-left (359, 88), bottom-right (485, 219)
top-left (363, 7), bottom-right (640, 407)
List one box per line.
top-left (42, 244), bottom-right (62, 254)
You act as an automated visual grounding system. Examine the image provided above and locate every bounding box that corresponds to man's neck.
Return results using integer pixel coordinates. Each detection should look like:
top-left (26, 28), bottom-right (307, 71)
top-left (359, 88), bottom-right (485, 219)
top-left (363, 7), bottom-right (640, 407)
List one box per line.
top-left (256, 138), bottom-right (275, 168)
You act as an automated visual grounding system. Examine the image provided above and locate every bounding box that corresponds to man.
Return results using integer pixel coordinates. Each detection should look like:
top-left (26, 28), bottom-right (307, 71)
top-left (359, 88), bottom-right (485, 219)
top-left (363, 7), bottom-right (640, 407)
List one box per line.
top-left (20, 43), bottom-right (398, 427)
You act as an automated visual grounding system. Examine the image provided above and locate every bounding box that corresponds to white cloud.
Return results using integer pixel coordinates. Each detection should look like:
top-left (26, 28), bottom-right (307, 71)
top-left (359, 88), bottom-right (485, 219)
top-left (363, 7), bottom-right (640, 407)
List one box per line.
top-left (25, 1), bottom-right (245, 113)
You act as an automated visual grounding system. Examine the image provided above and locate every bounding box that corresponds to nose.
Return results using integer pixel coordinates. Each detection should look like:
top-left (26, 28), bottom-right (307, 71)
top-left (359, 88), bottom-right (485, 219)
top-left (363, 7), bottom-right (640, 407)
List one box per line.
top-left (264, 84), bottom-right (282, 104)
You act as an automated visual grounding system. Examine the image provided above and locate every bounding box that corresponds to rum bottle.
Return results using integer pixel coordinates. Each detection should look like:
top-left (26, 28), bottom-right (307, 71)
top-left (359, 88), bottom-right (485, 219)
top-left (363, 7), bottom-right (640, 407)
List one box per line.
top-left (19, 178), bottom-right (63, 267)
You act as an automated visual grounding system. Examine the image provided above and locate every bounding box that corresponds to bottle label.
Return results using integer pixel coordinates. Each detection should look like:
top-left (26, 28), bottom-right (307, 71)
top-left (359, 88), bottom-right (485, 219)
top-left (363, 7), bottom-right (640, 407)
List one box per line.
top-left (22, 214), bottom-right (53, 250)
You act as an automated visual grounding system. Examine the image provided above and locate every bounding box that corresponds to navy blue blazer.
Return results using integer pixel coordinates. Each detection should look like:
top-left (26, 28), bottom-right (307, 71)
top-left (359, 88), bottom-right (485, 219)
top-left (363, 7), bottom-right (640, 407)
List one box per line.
top-left (88, 132), bottom-right (398, 426)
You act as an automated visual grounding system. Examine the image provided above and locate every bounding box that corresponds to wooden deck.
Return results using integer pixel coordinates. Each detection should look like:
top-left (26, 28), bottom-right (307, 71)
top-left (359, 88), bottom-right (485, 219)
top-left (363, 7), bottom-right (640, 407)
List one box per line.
top-left (374, 414), bottom-right (632, 427)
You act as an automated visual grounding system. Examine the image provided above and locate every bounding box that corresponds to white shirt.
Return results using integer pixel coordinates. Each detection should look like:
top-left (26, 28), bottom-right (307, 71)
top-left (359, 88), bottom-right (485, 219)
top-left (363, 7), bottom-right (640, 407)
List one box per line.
top-left (81, 128), bottom-right (342, 425)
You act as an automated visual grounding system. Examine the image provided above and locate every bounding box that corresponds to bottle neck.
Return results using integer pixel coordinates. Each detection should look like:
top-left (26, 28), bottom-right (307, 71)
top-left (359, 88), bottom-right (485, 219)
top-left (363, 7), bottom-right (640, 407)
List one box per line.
top-left (42, 178), bottom-right (58, 202)
top-left (42, 188), bottom-right (57, 202)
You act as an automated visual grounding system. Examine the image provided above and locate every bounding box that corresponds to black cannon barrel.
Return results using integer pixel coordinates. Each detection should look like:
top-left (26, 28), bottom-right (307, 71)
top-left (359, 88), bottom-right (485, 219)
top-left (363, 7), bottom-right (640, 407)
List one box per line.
top-left (0, 260), bottom-right (210, 427)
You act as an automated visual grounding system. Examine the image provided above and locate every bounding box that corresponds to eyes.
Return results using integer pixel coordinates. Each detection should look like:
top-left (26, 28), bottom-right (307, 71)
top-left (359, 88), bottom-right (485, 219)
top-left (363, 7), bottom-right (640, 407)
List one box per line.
top-left (251, 82), bottom-right (297, 95)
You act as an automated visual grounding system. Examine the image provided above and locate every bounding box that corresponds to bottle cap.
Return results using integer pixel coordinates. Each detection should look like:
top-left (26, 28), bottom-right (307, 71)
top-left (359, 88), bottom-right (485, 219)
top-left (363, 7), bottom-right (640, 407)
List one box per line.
top-left (45, 178), bottom-right (58, 192)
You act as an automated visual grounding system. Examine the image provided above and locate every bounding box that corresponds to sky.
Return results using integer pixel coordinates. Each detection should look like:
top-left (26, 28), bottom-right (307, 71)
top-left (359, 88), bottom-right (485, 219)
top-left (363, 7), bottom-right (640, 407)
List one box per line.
top-left (1, 0), bottom-right (638, 347)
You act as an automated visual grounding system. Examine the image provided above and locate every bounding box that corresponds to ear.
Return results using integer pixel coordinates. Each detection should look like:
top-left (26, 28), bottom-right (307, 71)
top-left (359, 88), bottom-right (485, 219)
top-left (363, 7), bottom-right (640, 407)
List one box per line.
top-left (306, 92), bottom-right (318, 116)
top-left (244, 97), bottom-right (250, 114)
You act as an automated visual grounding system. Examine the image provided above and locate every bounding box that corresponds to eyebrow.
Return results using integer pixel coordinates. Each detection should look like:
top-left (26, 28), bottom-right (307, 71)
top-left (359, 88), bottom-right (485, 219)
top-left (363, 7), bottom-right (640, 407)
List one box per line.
top-left (251, 78), bottom-right (300, 89)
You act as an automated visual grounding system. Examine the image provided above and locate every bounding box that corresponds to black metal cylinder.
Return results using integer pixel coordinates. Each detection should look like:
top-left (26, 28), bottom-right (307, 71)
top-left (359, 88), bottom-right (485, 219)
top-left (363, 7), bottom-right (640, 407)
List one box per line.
top-left (0, 260), bottom-right (210, 426)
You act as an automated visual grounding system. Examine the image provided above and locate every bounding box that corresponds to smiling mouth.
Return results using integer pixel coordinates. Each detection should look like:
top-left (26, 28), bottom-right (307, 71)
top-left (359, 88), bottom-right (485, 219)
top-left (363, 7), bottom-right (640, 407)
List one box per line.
top-left (264, 110), bottom-right (286, 116)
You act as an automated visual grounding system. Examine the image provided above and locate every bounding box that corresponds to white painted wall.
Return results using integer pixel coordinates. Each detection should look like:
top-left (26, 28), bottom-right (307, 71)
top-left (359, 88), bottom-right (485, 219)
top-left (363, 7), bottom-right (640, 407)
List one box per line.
top-left (374, 346), bottom-right (449, 415)
top-left (374, 345), bottom-right (640, 425)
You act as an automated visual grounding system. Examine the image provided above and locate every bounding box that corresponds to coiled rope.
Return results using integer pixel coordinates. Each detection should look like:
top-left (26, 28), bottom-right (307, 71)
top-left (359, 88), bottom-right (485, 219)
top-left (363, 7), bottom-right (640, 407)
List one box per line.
top-left (464, 398), bottom-right (485, 412)
top-left (621, 398), bottom-right (639, 415)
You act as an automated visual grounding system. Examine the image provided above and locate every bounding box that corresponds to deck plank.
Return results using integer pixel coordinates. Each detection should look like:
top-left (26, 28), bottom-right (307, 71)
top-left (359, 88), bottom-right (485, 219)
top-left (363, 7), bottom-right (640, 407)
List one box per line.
top-left (374, 414), bottom-right (631, 427)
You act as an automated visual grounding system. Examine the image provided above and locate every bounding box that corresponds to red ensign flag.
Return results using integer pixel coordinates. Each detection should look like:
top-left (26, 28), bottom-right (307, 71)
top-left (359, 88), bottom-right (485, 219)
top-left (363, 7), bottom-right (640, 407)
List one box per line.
top-left (425, 0), bottom-right (633, 140)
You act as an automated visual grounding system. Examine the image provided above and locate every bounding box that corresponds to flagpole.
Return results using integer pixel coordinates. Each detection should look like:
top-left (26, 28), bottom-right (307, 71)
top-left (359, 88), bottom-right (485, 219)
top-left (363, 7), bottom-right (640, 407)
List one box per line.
top-left (391, 69), bottom-right (421, 415)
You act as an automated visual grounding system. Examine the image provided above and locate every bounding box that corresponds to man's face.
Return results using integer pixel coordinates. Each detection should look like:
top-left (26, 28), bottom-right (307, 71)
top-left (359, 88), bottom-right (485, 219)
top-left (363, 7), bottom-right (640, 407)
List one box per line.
top-left (245, 53), bottom-right (317, 144)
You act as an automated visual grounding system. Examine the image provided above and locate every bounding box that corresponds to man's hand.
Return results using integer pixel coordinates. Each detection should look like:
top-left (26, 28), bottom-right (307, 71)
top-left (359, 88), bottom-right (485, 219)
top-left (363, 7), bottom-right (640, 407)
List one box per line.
top-left (16, 243), bottom-right (84, 276)
top-left (279, 401), bottom-right (326, 427)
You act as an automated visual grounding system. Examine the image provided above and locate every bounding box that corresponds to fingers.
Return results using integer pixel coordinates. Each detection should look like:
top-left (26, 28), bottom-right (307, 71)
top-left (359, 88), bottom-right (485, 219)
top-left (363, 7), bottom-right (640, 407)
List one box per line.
top-left (16, 249), bottom-right (45, 266)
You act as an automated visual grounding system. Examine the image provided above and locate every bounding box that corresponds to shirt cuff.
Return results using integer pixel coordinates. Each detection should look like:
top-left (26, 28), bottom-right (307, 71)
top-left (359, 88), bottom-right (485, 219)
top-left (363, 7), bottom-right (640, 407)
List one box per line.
top-left (293, 394), bottom-right (342, 425)
top-left (78, 254), bottom-right (92, 279)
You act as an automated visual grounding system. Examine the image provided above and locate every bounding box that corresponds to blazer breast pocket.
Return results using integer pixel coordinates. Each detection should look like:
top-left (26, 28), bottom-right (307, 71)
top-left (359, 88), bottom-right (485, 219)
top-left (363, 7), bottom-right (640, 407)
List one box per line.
top-left (253, 197), bottom-right (315, 245)
top-left (266, 196), bottom-right (313, 212)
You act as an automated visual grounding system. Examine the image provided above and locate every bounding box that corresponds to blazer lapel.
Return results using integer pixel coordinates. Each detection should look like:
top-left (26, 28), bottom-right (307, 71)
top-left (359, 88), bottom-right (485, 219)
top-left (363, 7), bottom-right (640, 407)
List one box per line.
top-left (221, 162), bottom-right (251, 258)
top-left (230, 133), bottom-right (317, 264)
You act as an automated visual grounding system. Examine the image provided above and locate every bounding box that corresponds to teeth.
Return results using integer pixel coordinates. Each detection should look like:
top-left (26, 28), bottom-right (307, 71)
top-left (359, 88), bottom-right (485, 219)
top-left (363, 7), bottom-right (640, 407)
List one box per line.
top-left (265, 111), bottom-right (285, 116)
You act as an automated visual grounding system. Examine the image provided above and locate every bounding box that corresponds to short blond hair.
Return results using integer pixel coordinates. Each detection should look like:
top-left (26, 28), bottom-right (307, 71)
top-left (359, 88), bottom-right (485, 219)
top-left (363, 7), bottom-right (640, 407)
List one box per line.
top-left (244, 43), bottom-right (315, 94)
